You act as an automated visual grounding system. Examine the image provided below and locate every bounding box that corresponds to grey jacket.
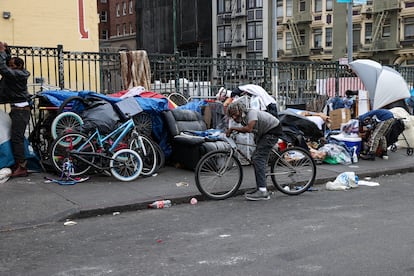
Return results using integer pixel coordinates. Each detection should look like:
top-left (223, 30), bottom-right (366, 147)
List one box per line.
top-left (0, 52), bottom-right (31, 104)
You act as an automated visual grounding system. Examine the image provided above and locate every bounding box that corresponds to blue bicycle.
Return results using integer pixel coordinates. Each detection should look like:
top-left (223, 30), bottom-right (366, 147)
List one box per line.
top-left (49, 117), bottom-right (147, 181)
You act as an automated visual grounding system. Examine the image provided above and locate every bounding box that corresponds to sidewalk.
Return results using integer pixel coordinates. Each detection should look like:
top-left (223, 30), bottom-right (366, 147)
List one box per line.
top-left (1, 149), bottom-right (414, 231)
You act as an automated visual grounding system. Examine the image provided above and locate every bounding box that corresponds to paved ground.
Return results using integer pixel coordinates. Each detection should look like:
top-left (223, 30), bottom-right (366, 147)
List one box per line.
top-left (1, 149), bottom-right (414, 231)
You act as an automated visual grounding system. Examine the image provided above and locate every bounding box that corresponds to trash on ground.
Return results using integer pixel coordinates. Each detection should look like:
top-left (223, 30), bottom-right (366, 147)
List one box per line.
top-left (63, 220), bottom-right (77, 226)
top-left (113, 212), bottom-right (121, 216)
top-left (326, 171), bottom-right (358, 191)
top-left (190, 197), bottom-right (198, 205)
top-left (357, 180), bottom-right (380, 186)
top-left (176, 181), bottom-right (189, 187)
top-left (148, 200), bottom-right (172, 209)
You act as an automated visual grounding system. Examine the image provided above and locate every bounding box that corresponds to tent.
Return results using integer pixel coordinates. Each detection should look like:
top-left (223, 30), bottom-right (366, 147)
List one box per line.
top-left (349, 59), bottom-right (410, 109)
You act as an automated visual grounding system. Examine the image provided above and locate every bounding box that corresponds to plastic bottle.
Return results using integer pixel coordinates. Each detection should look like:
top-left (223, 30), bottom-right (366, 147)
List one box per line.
top-left (352, 146), bottom-right (358, 163)
top-left (148, 200), bottom-right (172, 209)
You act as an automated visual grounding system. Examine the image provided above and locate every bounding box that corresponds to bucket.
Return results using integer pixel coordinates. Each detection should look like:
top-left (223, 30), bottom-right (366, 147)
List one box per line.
top-left (331, 134), bottom-right (362, 155)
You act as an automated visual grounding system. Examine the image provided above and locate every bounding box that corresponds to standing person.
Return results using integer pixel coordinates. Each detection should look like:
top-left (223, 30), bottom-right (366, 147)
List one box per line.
top-left (226, 100), bottom-right (283, 201)
top-left (0, 42), bottom-right (31, 177)
top-left (231, 84), bottom-right (279, 118)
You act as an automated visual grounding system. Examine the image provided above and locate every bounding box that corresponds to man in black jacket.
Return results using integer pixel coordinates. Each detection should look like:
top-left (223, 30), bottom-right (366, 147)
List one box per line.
top-left (0, 41), bottom-right (31, 177)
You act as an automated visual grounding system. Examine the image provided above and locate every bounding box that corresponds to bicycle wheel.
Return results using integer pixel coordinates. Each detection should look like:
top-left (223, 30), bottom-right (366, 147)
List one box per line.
top-left (50, 132), bottom-right (95, 176)
top-left (129, 134), bottom-right (157, 176)
top-left (195, 150), bottom-right (243, 200)
top-left (110, 149), bottom-right (143, 181)
top-left (51, 111), bottom-right (84, 139)
top-left (152, 141), bottom-right (166, 172)
top-left (270, 146), bottom-right (316, 195)
top-left (133, 112), bottom-right (152, 137)
top-left (57, 96), bottom-right (88, 114)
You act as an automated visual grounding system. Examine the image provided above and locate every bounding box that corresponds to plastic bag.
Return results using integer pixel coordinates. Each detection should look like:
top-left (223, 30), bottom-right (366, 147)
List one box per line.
top-left (319, 143), bottom-right (352, 165)
top-left (326, 172), bottom-right (358, 191)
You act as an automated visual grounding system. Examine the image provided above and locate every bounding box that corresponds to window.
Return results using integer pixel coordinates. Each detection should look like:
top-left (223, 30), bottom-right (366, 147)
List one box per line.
top-left (256, 9), bottom-right (263, 19)
top-left (277, 33), bottom-right (283, 50)
top-left (123, 23), bottom-right (127, 35)
top-left (299, 29), bottom-right (305, 44)
top-left (353, 24), bottom-right (361, 45)
top-left (101, 29), bottom-right (108, 40)
top-left (277, 0), bottom-right (283, 17)
top-left (286, 0), bottom-right (292, 16)
top-left (129, 0), bottom-right (133, 14)
top-left (236, 0), bottom-right (242, 12)
top-left (130, 23), bottom-right (134, 34)
top-left (235, 24), bottom-right (242, 42)
top-left (404, 18), bottom-right (414, 40)
top-left (100, 11), bottom-right (107, 22)
top-left (248, 41), bottom-right (254, 51)
top-left (382, 19), bottom-right (391, 38)
top-left (101, 0), bottom-right (107, 3)
top-left (313, 28), bottom-right (322, 48)
top-left (225, 0), bottom-right (231, 12)
top-left (218, 0), bottom-right (224, 13)
top-left (116, 3), bottom-right (120, 17)
top-left (326, 0), bottom-right (333, 11)
top-left (225, 26), bottom-right (232, 42)
top-left (299, 0), bottom-right (306, 12)
top-left (218, 26), bottom-right (225, 43)
top-left (326, 14), bottom-right (332, 24)
top-left (256, 40), bottom-right (263, 51)
top-left (314, 0), bottom-right (322, 12)
top-left (365, 22), bottom-right (372, 43)
top-left (286, 32), bottom-right (292, 50)
top-left (247, 22), bottom-right (262, 39)
top-left (247, 10), bottom-right (254, 20)
top-left (325, 28), bottom-right (332, 47)
top-left (248, 0), bottom-right (263, 8)
top-left (123, 2), bottom-right (127, 15)
top-left (116, 24), bottom-right (121, 36)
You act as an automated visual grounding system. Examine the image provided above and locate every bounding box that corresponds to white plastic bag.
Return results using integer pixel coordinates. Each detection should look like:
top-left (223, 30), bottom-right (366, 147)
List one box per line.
top-left (326, 172), bottom-right (358, 191)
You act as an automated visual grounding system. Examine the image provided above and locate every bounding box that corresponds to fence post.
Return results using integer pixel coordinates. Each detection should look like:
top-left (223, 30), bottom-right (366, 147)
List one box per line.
top-left (57, 44), bottom-right (64, 89)
top-left (334, 61), bottom-right (339, 97)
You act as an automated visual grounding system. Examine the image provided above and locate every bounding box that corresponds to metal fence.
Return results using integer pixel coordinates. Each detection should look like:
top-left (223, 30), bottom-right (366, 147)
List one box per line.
top-left (10, 44), bottom-right (414, 111)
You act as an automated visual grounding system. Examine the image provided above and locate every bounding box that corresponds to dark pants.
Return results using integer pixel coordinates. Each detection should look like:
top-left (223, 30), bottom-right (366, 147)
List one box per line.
top-left (252, 132), bottom-right (279, 189)
top-left (10, 107), bottom-right (30, 163)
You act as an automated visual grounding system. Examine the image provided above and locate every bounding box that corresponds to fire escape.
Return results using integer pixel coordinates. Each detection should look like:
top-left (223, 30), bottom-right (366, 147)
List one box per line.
top-left (286, 19), bottom-right (305, 56)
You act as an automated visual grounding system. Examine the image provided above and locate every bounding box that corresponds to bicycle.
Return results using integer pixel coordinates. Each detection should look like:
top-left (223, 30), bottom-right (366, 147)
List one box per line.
top-left (49, 116), bottom-right (149, 181)
top-left (194, 133), bottom-right (316, 200)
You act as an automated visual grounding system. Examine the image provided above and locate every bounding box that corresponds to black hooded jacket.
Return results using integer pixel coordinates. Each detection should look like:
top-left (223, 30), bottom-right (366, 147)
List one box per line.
top-left (0, 52), bottom-right (31, 104)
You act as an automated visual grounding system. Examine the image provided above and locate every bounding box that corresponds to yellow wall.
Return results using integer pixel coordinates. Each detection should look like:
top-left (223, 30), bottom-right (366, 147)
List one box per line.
top-left (0, 0), bottom-right (99, 51)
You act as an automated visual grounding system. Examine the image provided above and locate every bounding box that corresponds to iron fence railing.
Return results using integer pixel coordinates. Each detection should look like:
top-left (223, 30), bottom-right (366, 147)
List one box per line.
top-left (9, 44), bottom-right (414, 111)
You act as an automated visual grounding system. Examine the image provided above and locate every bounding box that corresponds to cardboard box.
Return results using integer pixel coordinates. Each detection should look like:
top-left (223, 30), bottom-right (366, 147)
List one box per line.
top-left (329, 108), bottom-right (351, 130)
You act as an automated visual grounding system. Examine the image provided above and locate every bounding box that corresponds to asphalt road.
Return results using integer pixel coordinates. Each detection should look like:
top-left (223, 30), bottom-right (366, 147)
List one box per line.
top-left (2, 172), bottom-right (414, 276)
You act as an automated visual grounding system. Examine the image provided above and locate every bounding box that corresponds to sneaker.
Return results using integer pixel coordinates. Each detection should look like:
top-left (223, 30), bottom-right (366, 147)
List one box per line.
top-left (11, 166), bottom-right (28, 177)
top-left (245, 190), bottom-right (270, 201)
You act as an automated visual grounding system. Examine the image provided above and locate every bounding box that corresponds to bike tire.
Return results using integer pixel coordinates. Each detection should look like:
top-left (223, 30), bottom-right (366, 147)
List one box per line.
top-left (152, 141), bottom-right (166, 172)
top-left (51, 111), bottom-right (84, 139)
top-left (129, 134), bottom-right (157, 176)
top-left (57, 96), bottom-right (88, 114)
top-left (110, 149), bottom-right (143, 181)
top-left (195, 150), bottom-right (243, 200)
top-left (132, 112), bottom-right (152, 137)
top-left (270, 146), bottom-right (316, 195)
top-left (50, 132), bottom-right (95, 176)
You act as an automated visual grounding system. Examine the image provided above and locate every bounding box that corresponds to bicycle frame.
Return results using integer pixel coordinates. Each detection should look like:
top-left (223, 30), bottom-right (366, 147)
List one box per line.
top-left (220, 134), bottom-right (298, 177)
top-left (83, 118), bottom-right (136, 153)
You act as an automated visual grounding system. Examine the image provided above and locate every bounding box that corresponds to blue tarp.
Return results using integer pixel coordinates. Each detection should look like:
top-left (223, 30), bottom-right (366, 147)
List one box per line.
top-left (39, 90), bottom-right (172, 156)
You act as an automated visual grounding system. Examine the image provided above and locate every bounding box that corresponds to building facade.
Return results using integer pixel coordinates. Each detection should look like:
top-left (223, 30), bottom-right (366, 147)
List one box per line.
top-left (0, 0), bottom-right (99, 52)
top-left (213, 0), bottom-right (414, 66)
top-left (98, 0), bottom-right (137, 51)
